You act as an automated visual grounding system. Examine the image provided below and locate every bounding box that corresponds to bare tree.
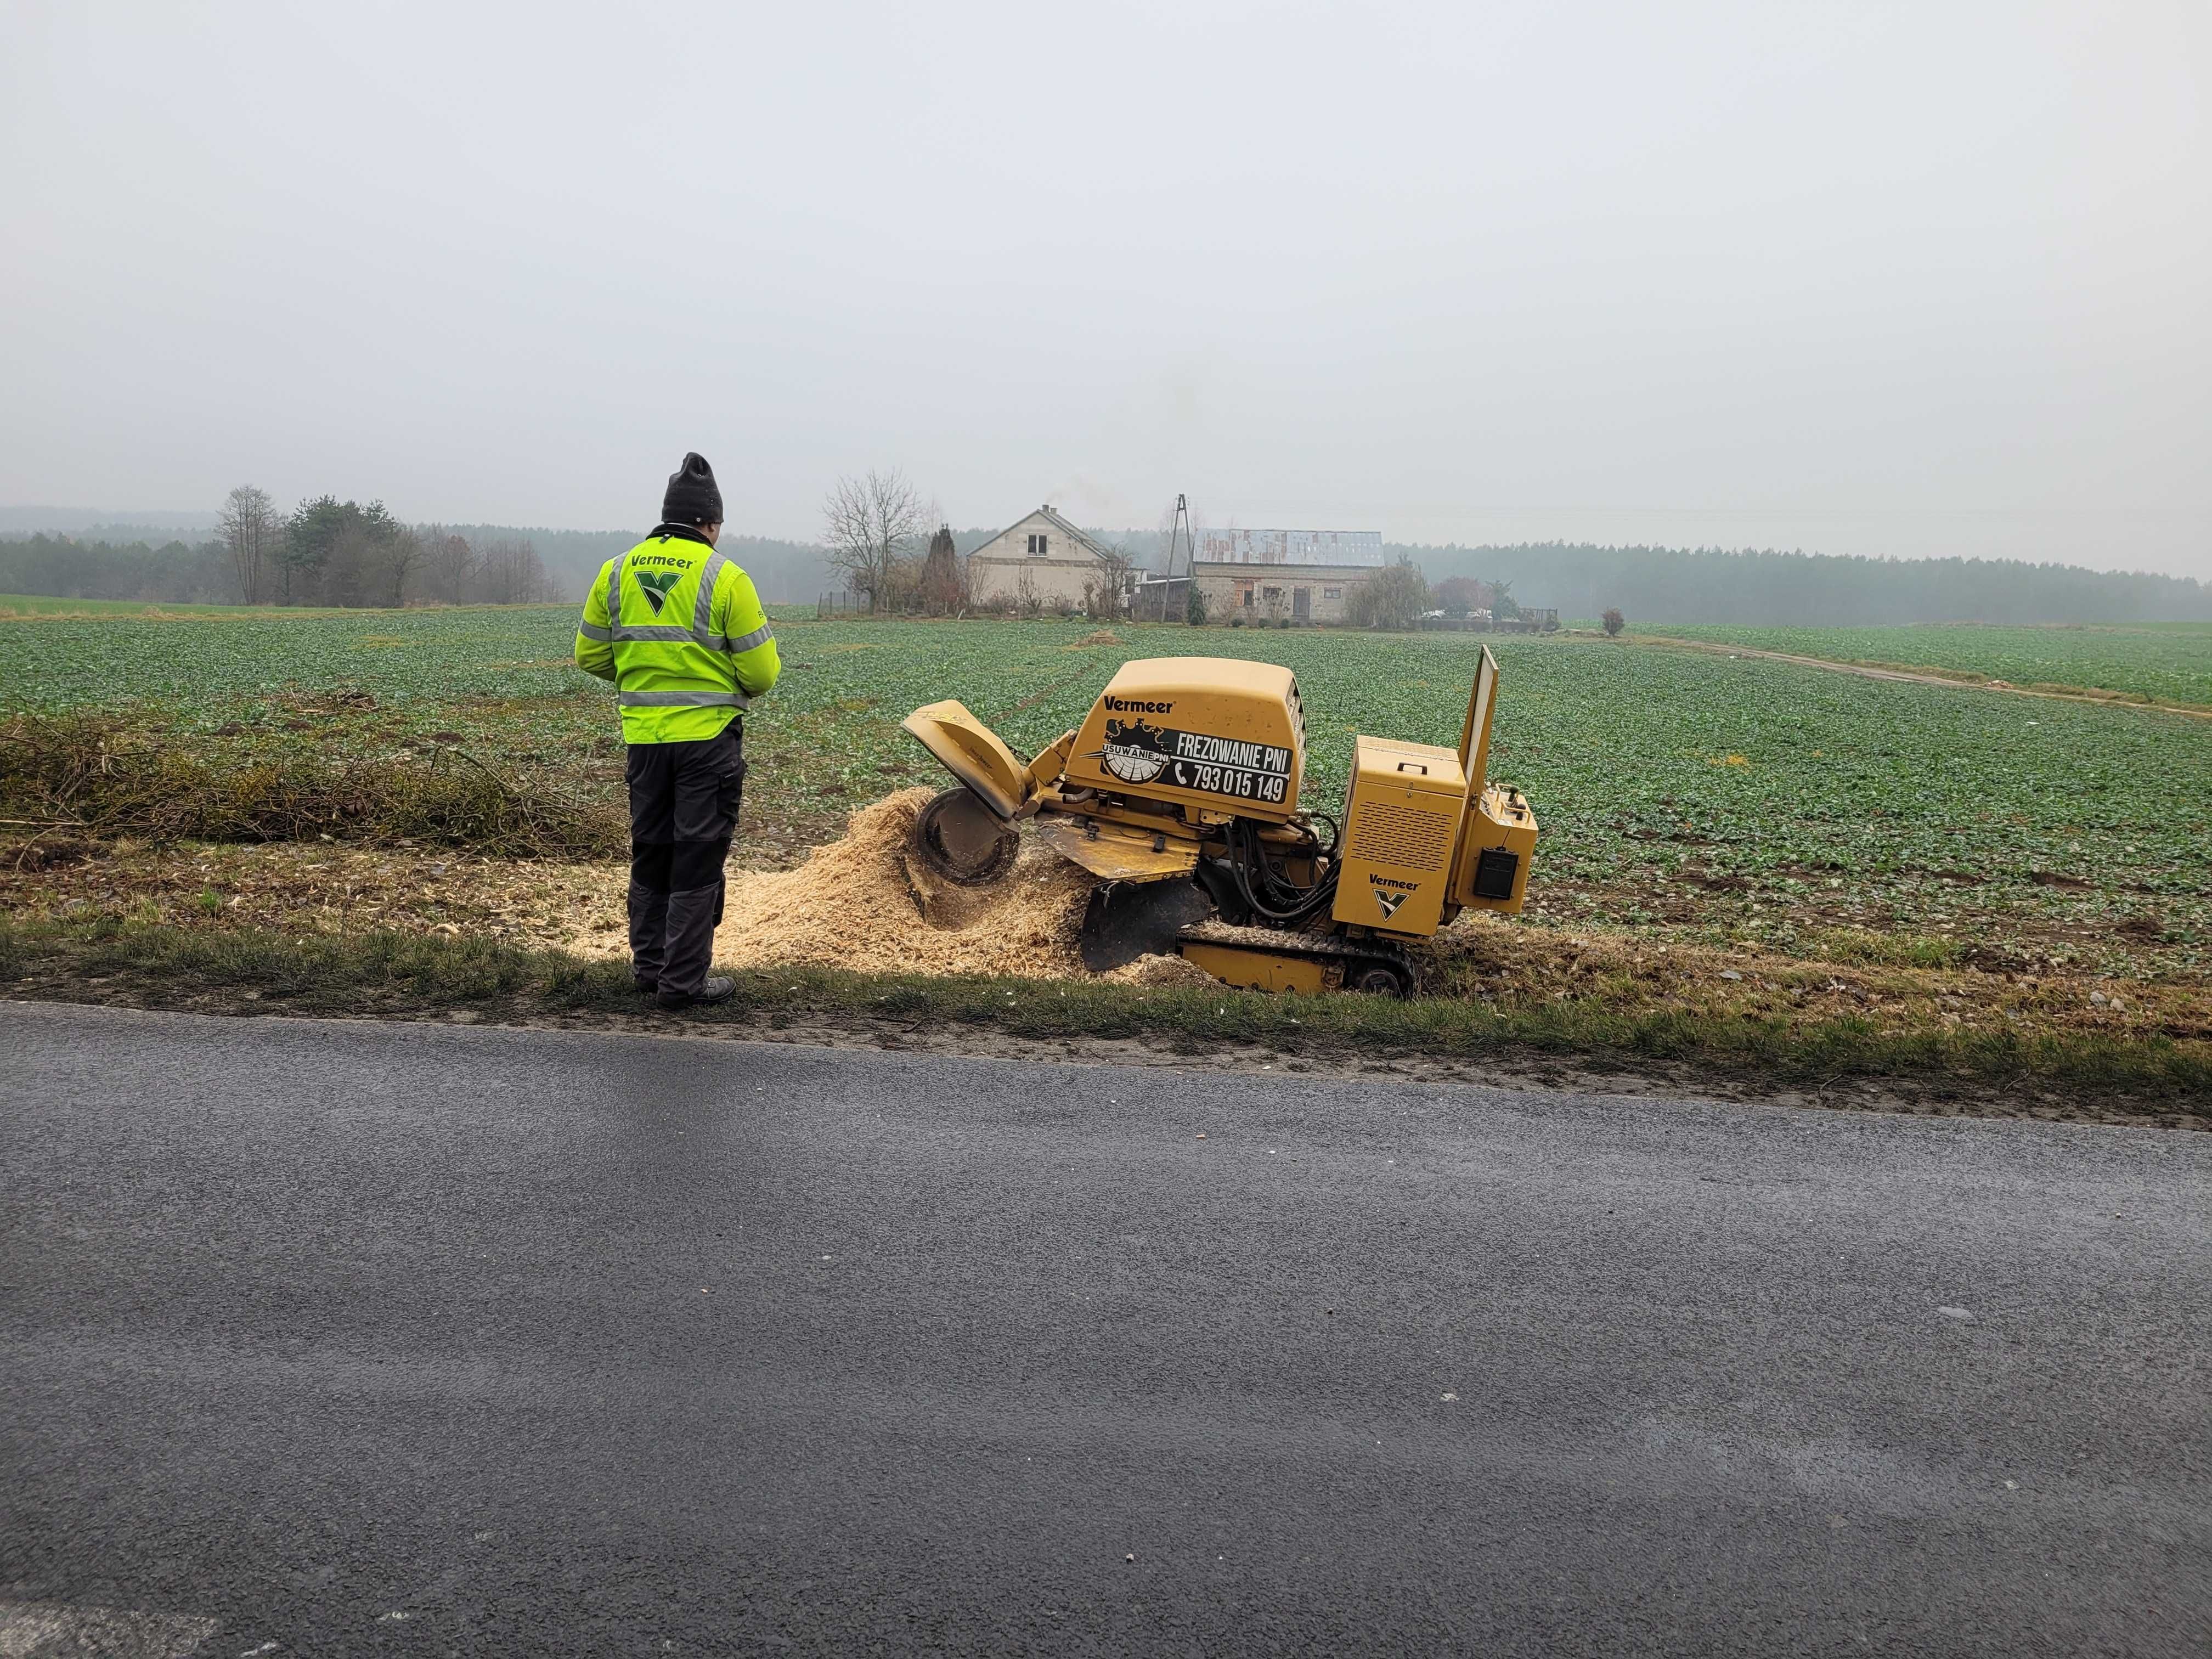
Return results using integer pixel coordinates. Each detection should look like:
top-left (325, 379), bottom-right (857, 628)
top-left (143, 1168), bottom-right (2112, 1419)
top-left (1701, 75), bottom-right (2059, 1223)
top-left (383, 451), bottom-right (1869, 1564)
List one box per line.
top-left (383, 527), bottom-right (421, 607)
top-left (822, 469), bottom-right (926, 613)
top-left (218, 484), bottom-right (278, 604)
top-left (1085, 543), bottom-right (1135, 617)
top-left (421, 527), bottom-right (476, 605)
top-left (480, 537), bottom-right (548, 604)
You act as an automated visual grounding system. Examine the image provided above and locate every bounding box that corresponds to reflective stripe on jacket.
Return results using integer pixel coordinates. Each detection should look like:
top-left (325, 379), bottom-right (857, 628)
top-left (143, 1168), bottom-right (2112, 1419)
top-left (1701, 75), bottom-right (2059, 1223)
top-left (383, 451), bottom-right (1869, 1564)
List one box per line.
top-left (574, 529), bottom-right (781, 744)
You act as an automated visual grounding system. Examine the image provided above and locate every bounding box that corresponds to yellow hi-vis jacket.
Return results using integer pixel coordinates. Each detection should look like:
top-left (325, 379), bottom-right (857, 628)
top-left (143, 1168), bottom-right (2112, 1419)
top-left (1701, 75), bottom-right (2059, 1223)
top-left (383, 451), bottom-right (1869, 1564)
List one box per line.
top-left (574, 529), bottom-right (781, 743)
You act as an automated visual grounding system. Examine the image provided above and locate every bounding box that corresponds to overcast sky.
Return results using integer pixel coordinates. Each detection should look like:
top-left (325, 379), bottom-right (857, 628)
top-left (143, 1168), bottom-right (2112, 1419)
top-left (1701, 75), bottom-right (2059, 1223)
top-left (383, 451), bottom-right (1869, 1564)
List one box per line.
top-left (4, 2), bottom-right (2206, 575)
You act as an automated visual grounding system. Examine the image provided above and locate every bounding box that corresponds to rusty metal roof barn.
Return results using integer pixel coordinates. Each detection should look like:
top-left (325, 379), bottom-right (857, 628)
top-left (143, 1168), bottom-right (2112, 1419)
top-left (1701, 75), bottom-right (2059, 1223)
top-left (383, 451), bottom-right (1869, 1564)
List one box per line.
top-left (1192, 529), bottom-right (1385, 567)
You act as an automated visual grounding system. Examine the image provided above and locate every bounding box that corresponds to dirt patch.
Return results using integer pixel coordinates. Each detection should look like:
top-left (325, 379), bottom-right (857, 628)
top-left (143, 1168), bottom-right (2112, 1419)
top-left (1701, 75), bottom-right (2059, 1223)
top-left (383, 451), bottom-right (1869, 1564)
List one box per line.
top-left (1640, 636), bottom-right (2212, 720)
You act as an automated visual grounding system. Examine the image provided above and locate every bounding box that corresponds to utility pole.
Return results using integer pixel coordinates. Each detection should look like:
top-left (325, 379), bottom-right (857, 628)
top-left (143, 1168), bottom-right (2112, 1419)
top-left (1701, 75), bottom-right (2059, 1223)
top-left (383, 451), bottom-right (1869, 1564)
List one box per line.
top-left (1163, 493), bottom-right (1191, 584)
top-left (1158, 493), bottom-right (1194, 623)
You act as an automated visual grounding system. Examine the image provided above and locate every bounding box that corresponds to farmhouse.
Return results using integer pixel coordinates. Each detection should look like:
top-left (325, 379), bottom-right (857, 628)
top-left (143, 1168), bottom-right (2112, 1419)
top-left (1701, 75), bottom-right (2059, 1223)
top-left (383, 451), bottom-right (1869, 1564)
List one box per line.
top-left (1190, 528), bottom-right (1384, 624)
top-left (967, 505), bottom-right (1126, 611)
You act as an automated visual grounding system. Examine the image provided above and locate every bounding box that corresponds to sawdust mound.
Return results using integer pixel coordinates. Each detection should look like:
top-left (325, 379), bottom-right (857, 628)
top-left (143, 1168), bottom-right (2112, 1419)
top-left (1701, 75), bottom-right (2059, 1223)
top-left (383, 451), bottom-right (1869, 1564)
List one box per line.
top-left (1103, 950), bottom-right (1215, 988)
top-left (715, 789), bottom-right (1101, 980)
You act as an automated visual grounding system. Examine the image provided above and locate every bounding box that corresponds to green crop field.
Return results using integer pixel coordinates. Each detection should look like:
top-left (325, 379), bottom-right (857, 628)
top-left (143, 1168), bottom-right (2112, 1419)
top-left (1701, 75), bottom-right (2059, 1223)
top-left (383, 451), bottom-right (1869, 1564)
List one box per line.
top-left (0, 592), bottom-right (335, 618)
top-left (1649, 622), bottom-right (2212, 709)
top-left (3, 604), bottom-right (594, 708)
top-left (4, 607), bottom-right (2209, 979)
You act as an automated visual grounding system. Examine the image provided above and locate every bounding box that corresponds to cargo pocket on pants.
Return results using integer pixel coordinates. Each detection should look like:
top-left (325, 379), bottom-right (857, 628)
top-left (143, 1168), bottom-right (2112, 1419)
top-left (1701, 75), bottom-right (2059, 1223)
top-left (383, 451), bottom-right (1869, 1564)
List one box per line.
top-left (719, 744), bottom-right (747, 834)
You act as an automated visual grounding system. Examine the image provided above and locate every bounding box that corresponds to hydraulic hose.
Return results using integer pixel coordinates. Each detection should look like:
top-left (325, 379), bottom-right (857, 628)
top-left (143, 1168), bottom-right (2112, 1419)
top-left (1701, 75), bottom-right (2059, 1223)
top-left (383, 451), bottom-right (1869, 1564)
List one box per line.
top-left (1227, 818), bottom-right (1339, 926)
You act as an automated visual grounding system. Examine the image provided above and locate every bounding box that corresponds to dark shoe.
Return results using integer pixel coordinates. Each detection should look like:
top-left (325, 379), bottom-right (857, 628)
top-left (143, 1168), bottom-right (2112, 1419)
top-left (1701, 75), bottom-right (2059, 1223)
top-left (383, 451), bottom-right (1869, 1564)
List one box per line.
top-left (634, 976), bottom-right (658, 994)
top-left (656, 976), bottom-right (735, 1011)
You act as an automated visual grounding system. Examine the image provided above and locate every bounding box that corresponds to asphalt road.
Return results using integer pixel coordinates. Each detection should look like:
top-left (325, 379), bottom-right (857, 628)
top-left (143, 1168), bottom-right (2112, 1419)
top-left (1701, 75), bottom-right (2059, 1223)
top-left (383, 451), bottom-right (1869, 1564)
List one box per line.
top-left (4, 1003), bottom-right (2207, 1657)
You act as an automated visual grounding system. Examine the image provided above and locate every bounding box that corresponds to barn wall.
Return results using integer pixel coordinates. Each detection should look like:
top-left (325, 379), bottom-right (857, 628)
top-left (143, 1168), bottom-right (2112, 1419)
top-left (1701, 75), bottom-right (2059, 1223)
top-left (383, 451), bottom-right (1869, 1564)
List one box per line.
top-left (1194, 562), bottom-right (1373, 623)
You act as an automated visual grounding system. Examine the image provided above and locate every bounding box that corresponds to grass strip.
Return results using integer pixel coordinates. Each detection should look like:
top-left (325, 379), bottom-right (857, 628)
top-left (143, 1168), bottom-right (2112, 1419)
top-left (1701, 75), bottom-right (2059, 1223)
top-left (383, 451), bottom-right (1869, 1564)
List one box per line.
top-left (5, 915), bottom-right (2205, 1121)
top-left (0, 713), bottom-right (624, 857)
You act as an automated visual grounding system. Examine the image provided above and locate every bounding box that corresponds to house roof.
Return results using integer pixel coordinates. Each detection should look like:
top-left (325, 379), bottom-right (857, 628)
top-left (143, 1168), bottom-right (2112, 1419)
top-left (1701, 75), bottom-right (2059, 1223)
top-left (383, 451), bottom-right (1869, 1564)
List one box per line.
top-left (1192, 528), bottom-right (1385, 568)
top-left (971, 504), bottom-right (1118, 565)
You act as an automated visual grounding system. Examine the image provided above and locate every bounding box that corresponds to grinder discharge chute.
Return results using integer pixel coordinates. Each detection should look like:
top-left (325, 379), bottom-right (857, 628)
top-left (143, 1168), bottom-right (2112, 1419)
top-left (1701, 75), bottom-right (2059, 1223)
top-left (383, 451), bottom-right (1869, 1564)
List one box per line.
top-left (901, 647), bottom-right (1537, 995)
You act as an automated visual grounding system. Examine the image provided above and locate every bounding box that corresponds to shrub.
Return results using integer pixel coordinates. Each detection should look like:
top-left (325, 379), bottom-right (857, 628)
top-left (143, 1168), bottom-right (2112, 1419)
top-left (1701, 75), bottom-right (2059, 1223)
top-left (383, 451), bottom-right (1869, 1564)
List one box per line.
top-left (1346, 561), bottom-right (1428, 630)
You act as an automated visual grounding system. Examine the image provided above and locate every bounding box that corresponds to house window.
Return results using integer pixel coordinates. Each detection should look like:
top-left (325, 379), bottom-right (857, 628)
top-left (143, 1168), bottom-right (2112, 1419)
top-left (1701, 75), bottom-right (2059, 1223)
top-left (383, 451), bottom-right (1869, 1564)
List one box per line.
top-left (1263, 586), bottom-right (1283, 601)
top-left (1324, 586), bottom-right (1342, 600)
top-left (1027, 533), bottom-right (1047, 556)
top-left (1240, 586), bottom-right (1254, 608)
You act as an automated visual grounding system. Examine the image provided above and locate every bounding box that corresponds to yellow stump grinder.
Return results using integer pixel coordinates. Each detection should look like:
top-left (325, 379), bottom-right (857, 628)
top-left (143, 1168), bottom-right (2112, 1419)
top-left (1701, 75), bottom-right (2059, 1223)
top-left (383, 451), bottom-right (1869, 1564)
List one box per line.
top-left (900, 647), bottom-right (1537, 995)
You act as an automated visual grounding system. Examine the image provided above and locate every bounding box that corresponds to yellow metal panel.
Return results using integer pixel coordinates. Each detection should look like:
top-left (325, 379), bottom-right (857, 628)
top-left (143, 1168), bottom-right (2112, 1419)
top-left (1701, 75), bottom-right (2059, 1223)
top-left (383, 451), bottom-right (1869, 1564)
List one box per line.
top-left (1332, 734), bottom-right (1468, 938)
top-left (1031, 815), bottom-right (1200, 881)
top-left (1025, 730), bottom-right (1077, 794)
top-left (1180, 942), bottom-right (1328, 995)
top-left (1352, 735), bottom-right (1465, 801)
top-left (1448, 785), bottom-right (1539, 913)
top-left (1060, 657), bottom-right (1305, 823)
top-left (1101, 656), bottom-right (1298, 699)
top-left (901, 701), bottom-right (1036, 820)
top-left (1457, 646), bottom-right (1500, 792)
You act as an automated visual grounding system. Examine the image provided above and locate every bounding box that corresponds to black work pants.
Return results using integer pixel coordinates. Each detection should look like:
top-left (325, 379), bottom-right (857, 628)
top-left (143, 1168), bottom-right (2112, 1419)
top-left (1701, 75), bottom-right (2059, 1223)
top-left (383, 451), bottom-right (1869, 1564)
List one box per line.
top-left (625, 721), bottom-right (746, 995)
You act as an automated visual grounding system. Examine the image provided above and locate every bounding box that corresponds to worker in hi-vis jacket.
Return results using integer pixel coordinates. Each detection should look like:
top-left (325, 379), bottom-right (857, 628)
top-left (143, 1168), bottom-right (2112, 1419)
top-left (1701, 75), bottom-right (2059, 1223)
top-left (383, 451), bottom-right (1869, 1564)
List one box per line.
top-left (575, 453), bottom-right (780, 1009)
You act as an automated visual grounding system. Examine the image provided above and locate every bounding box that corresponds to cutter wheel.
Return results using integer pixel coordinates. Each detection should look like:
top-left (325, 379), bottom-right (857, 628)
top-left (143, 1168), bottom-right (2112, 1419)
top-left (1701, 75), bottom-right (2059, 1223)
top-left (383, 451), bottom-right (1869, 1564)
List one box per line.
top-left (910, 788), bottom-right (1019, 886)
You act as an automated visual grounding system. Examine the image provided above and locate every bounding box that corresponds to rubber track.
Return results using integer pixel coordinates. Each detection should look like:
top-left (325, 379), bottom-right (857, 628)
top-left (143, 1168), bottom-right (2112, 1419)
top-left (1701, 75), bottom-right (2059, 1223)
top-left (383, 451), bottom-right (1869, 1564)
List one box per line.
top-left (1178, 918), bottom-right (1422, 995)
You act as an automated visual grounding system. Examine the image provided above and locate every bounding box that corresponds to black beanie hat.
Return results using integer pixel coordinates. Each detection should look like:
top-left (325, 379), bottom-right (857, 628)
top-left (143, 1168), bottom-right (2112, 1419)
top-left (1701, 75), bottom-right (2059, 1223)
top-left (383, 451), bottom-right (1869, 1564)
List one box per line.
top-left (661, 452), bottom-right (724, 526)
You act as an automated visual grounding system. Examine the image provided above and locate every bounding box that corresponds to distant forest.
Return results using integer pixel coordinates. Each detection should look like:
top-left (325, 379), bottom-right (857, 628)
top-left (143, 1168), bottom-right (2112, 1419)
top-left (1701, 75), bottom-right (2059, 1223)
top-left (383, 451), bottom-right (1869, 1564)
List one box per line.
top-left (4, 515), bottom-right (2208, 626)
top-left (1398, 543), bottom-right (2212, 627)
top-left (0, 520), bottom-right (981, 608)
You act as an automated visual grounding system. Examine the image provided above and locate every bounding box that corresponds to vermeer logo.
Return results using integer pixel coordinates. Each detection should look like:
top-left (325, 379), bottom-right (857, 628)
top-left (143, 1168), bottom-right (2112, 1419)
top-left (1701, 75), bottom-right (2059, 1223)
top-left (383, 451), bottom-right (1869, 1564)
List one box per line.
top-left (1103, 695), bottom-right (1174, 715)
top-left (1367, 872), bottom-right (1419, 921)
top-left (635, 567), bottom-right (682, 615)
